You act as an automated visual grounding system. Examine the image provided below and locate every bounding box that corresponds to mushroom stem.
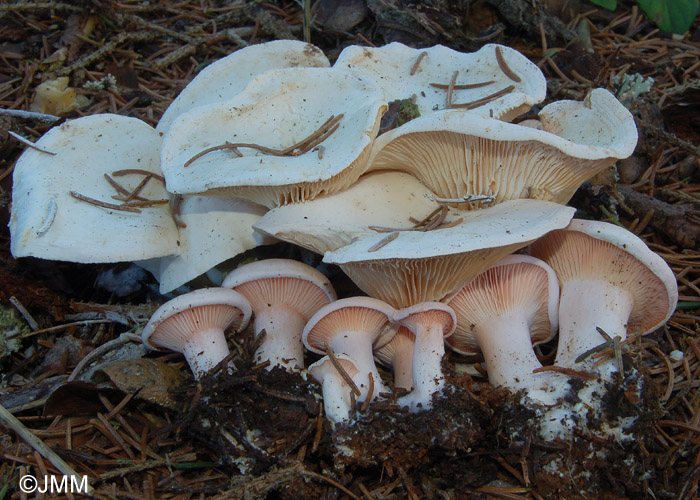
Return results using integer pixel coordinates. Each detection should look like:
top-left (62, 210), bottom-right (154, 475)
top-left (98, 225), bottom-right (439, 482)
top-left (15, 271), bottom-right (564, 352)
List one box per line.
top-left (181, 327), bottom-right (231, 378)
top-left (409, 319), bottom-right (447, 406)
top-left (473, 310), bottom-right (547, 392)
top-left (330, 333), bottom-right (387, 402)
top-left (320, 370), bottom-right (355, 423)
top-left (389, 342), bottom-right (415, 391)
top-left (394, 304), bottom-right (456, 412)
top-left (556, 279), bottom-right (633, 373)
top-left (253, 305), bottom-right (306, 371)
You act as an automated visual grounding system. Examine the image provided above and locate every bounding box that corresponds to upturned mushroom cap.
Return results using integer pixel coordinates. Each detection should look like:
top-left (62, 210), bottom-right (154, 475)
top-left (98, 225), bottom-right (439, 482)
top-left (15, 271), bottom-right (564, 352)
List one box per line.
top-left (253, 171), bottom-right (441, 254)
top-left (10, 114), bottom-right (179, 263)
top-left (308, 353), bottom-right (361, 424)
top-left (141, 195), bottom-right (272, 294)
top-left (161, 67), bottom-right (387, 207)
top-left (530, 219), bottom-right (678, 336)
top-left (157, 40), bottom-right (330, 134)
top-left (366, 89), bottom-right (637, 210)
top-left (323, 199), bottom-right (575, 308)
top-left (444, 254), bottom-right (559, 355)
top-left (221, 258), bottom-right (336, 320)
top-left (142, 287), bottom-right (252, 377)
top-left (334, 42), bottom-right (546, 121)
top-left (303, 296), bottom-right (397, 355)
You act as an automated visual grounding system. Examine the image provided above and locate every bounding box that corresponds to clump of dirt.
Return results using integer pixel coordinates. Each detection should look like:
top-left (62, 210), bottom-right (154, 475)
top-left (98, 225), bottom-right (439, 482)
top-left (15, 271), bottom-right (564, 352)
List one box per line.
top-left (170, 338), bottom-right (667, 499)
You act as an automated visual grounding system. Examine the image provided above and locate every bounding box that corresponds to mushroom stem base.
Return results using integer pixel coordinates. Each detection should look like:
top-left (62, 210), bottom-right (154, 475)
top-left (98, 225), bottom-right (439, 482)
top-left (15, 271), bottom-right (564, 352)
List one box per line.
top-left (182, 327), bottom-right (230, 379)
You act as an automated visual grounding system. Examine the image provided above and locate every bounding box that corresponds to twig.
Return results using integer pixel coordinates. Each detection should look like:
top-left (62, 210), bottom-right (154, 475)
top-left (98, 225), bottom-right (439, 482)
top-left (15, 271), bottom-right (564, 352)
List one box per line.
top-left (430, 81), bottom-right (495, 90)
top-left (0, 402), bottom-right (92, 493)
top-left (368, 231), bottom-right (399, 252)
top-left (495, 46), bottom-right (521, 83)
top-left (70, 191), bottom-right (142, 213)
top-left (410, 51), bottom-right (428, 75)
top-left (325, 342), bottom-right (361, 397)
top-left (532, 365), bottom-right (596, 381)
top-left (111, 169), bottom-right (166, 184)
top-left (450, 85), bottom-right (516, 110)
top-left (9, 296), bottom-right (39, 331)
top-left (184, 114), bottom-right (343, 167)
top-left (68, 332), bottom-right (142, 381)
top-left (7, 131), bottom-right (57, 155)
top-left (0, 108), bottom-right (60, 123)
top-left (360, 373), bottom-right (374, 411)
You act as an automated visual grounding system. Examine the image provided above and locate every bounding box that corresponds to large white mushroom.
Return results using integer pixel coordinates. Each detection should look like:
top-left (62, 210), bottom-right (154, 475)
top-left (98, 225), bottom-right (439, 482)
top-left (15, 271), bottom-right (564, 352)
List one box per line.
top-left (161, 67), bottom-right (387, 208)
top-left (253, 171), bottom-right (441, 255)
top-left (10, 114), bottom-right (179, 263)
top-left (334, 42), bottom-right (546, 121)
top-left (323, 199), bottom-right (576, 309)
top-left (139, 195), bottom-right (272, 294)
top-left (367, 89), bottom-right (637, 210)
top-left (157, 40), bottom-right (330, 134)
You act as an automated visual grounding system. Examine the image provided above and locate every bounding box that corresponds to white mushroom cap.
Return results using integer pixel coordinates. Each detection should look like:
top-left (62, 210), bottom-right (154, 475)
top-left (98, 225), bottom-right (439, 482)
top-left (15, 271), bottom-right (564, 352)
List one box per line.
top-left (221, 259), bottom-right (337, 370)
top-left (308, 353), bottom-right (361, 424)
top-left (140, 195), bottom-right (272, 294)
top-left (334, 42), bottom-right (546, 121)
top-left (253, 171), bottom-right (441, 254)
top-left (444, 254), bottom-right (559, 356)
top-left (323, 199), bottom-right (575, 308)
top-left (10, 114), bottom-right (179, 263)
top-left (303, 296), bottom-right (397, 401)
top-left (367, 89), bottom-right (637, 209)
top-left (142, 287), bottom-right (252, 378)
top-left (161, 67), bottom-right (387, 207)
top-left (530, 219), bottom-right (678, 339)
top-left (157, 40), bottom-right (330, 134)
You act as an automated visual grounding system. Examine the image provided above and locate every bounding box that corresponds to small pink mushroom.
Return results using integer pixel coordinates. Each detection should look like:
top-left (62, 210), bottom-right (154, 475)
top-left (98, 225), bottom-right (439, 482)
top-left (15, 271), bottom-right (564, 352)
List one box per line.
top-left (142, 287), bottom-right (251, 379)
top-left (303, 296), bottom-right (396, 402)
top-left (393, 302), bottom-right (456, 411)
top-left (222, 259), bottom-right (336, 371)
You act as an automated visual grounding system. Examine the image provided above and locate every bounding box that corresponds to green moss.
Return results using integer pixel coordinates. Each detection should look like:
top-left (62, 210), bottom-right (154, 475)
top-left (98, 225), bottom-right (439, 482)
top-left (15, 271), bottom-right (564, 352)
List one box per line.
top-left (0, 305), bottom-right (29, 360)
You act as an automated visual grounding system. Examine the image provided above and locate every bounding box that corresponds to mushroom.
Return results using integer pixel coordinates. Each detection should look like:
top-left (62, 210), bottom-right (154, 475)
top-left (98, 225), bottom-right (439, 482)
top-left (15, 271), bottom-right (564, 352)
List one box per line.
top-left (221, 259), bottom-right (336, 371)
top-left (157, 40), bottom-right (330, 134)
top-left (10, 114), bottom-right (179, 263)
top-left (374, 326), bottom-right (416, 391)
top-left (253, 171), bottom-right (440, 255)
top-left (160, 67), bottom-right (387, 208)
top-left (443, 255), bottom-right (559, 393)
top-left (142, 287), bottom-right (252, 378)
top-left (366, 89), bottom-right (637, 210)
top-left (139, 194), bottom-right (273, 294)
top-left (308, 354), bottom-right (362, 424)
top-left (334, 42), bottom-right (546, 121)
top-left (303, 296), bottom-right (397, 402)
top-left (323, 199), bottom-right (576, 308)
top-left (530, 219), bottom-right (678, 374)
top-left (393, 302), bottom-right (456, 411)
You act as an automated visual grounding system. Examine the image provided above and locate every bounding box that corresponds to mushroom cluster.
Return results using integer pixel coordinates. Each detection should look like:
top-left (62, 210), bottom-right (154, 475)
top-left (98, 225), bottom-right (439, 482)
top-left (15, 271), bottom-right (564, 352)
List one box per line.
top-left (9, 39), bottom-right (676, 442)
